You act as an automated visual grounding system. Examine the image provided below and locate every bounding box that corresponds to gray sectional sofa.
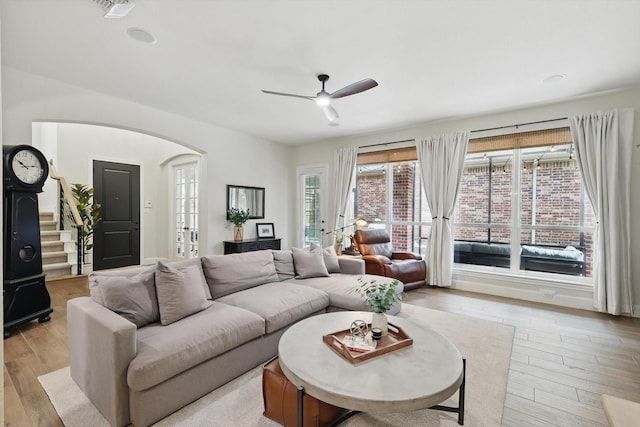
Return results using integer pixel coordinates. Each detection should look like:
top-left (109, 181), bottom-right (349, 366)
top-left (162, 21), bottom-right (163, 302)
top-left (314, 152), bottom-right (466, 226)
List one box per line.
top-left (67, 248), bottom-right (402, 427)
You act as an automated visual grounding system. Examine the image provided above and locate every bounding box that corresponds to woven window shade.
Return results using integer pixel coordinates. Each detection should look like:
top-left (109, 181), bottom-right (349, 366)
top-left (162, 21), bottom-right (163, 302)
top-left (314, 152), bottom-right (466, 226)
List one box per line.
top-left (356, 127), bottom-right (572, 163)
top-left (357, 147), bottom-right (417, 165)
top-left (467, 127), bottom-right (572, 154)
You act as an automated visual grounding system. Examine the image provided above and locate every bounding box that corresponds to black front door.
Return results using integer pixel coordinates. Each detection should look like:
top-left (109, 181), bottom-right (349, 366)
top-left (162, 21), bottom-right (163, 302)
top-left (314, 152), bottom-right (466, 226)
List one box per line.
top-left (93, 161), bottom-right (140, 270)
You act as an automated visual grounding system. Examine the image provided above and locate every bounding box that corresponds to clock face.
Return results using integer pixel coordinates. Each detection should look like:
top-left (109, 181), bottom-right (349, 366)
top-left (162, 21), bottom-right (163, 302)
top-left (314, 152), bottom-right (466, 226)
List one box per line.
top-left (11, 149), bottom-right (45, 185)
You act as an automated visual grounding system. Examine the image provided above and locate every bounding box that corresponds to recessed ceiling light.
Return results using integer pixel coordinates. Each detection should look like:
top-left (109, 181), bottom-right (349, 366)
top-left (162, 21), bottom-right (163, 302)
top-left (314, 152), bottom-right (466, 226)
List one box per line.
top-left (127, 27), bottom-right (157, 44)
top-left (542, 74), bottom-right (565, 84)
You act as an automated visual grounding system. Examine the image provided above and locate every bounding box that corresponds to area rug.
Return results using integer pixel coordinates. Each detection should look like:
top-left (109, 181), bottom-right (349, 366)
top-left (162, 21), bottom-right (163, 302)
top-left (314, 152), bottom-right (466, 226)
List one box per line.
top-left (39, 304), bottom-right (514, 426)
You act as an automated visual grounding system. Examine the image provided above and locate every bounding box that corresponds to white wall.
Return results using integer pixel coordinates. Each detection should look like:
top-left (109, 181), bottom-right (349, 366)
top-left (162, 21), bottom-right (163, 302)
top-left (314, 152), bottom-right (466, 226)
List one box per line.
top-left (2, 67), bottom-right (294, 256)
top-left (33, 122), bottom-right (200, 263)
top-left (293, 87), bottom-right (640, 314)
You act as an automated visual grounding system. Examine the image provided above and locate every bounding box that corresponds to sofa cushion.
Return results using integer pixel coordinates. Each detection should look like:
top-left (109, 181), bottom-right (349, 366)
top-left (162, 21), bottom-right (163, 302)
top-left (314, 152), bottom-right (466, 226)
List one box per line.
top-left (521, 245), bottom-right (584, 261)
top-left (292, 273), bottom-right (404, 315)
top-left (217, 282), bottom-right (329, 333)
top-left (272, 250), bottom-right (295, 281)
top-left (98, 271), bottom-right (159, 327)
top-left (292, 247), bottom-right (329, 279)
top-left (168, 258), bottom-right (213, 299)
top-left (89, 265), bottom-right (154, 306)
top-left (310, 243), bottom-right (341, 273)
top-left (472, 243), bottom-right (511, 256)
top-left (202, 251), bottom-right (279, 298)
top-left (127, 302), bottom-right (265, 391)
top-left (155, 261), bottom-right (211, 326)
top-left (88, 258), bottom-right (212, 306)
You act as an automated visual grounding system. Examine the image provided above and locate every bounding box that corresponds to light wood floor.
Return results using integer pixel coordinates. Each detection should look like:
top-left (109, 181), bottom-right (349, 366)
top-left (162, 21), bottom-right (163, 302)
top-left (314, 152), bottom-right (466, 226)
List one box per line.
top-left (4, 277), bottom-right (640, 426)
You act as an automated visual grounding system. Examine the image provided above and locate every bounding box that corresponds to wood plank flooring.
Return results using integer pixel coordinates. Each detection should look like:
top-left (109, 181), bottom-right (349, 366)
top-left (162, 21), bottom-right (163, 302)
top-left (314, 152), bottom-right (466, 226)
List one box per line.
top-left (4, 277), bottom-right (640, 426)
top-left (403, 288), bottom-right (640, 427)
top-left (4, 275), bottom-right (87, 427)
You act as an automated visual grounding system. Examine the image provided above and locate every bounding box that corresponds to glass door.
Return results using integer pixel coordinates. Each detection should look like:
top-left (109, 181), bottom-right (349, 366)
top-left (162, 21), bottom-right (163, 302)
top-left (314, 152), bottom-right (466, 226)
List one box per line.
top-left (174, 161), bottom-right (199, 259)
top-left (298, 166), bottom-right (328, 247)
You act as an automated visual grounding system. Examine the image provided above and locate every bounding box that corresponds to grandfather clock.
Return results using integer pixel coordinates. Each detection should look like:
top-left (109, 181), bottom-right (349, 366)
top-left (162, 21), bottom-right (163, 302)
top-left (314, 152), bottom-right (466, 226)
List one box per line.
top-left (3, 145), bottom-right (53, 338)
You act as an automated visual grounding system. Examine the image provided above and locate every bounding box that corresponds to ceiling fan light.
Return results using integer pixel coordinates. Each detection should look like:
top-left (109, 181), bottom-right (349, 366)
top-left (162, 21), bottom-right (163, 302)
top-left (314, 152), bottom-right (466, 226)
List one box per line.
top-left (316, 94), bottom-right (330, 106)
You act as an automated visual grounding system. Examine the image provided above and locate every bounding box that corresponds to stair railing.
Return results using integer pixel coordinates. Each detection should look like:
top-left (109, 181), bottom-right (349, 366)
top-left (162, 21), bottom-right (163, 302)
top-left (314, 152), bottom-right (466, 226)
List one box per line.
top-left (48, 160), bottom-right (84, 275)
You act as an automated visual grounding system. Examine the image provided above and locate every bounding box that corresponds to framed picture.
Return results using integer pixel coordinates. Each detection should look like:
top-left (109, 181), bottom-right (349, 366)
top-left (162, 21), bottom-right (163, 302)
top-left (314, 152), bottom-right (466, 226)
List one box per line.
top-left (256, 223), bottom-right (275, 239)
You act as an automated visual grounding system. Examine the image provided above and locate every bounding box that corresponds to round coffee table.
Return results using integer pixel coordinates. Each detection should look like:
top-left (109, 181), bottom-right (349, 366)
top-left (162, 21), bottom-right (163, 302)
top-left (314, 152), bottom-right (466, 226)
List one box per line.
top-left (278, 311), bottom-right (466, 425)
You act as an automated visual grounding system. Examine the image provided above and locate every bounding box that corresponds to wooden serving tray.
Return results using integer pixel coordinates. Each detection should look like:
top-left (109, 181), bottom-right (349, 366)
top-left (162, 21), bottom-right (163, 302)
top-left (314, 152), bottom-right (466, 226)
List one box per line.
top-left (322, 322), bottom-right (413, 364)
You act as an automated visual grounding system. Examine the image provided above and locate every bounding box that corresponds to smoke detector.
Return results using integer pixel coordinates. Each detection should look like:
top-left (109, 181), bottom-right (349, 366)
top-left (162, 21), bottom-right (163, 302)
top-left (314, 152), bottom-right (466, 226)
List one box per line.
top-left (93, 0), bottom-right (135, 18)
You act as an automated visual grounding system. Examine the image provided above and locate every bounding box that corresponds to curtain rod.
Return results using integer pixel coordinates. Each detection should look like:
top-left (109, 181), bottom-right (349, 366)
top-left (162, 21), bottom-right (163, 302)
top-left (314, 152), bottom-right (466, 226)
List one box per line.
top-left (359, 139), bottom-right (415, 149)
top-left (358, 117), bottom-right (569, 149)
top-left (470, 117), bottom-right (568, 134)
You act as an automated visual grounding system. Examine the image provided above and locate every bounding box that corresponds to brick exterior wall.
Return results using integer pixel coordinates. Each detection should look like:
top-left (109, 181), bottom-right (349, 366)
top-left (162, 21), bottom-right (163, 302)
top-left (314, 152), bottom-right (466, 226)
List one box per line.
top-left (356, 157), bottom-right (595, 277)
top-left (356, 170), bottom-right (387, 222)
top-left (356, 163), bottom-right (418, 251)
top-left (454, 159), bottom-right (594, 276)
top-left (354, 159), bottom-right (595, 276)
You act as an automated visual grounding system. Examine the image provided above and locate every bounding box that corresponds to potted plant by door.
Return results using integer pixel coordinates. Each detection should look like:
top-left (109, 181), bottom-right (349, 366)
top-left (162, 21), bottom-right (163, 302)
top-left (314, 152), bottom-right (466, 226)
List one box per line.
top-left (71, 183), bottom-right (101, 270)
top-left (356, 278), bottom-right (402, 336)
top-left (227, 208), bottom-right (251, 241)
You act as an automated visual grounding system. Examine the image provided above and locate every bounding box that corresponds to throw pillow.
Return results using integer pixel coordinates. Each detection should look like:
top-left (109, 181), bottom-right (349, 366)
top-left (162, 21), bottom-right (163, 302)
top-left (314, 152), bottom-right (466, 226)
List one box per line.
top-left (155, 261), bottom-right (210, 326)
top-left (98, 271), bottom-right (159, 328)
top-left (310, 243), bottom-right (341, 274)
top-left (202, 251), bottom-right (279, 299)
top-left (164, 257), bottom-right (213, 300)
top-left (272, 250), bottom-right (296, 281)
top-left (291, 247), bottom-right (329, 279)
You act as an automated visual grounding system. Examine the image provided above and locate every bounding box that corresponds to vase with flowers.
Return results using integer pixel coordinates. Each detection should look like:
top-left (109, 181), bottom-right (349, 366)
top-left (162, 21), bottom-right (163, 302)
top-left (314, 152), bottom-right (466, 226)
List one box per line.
top-left (227, 208), bottom-right (251, 241)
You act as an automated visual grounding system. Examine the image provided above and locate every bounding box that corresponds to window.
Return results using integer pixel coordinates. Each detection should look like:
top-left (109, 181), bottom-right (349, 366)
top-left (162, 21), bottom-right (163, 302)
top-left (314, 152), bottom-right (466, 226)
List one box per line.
top-left (349, 156), bottom-right (431, 254)
top-left (454, 128), bottom-right (594, 277)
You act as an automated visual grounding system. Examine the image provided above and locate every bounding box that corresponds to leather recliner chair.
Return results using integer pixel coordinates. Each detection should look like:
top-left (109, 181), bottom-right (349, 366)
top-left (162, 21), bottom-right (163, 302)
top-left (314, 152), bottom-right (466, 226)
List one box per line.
top-left (353, 229), bottom-right (427, 290)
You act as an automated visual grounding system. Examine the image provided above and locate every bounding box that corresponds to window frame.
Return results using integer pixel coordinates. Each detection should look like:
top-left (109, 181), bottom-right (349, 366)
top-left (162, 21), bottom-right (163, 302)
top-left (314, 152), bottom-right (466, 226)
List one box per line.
top-left (453, 130), bottom-right (595, 282)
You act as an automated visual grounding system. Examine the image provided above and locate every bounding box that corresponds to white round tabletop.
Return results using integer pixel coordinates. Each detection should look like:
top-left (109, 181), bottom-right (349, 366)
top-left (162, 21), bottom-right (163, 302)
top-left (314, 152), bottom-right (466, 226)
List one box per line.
top-left (278, 311), bottom-right (464, 413)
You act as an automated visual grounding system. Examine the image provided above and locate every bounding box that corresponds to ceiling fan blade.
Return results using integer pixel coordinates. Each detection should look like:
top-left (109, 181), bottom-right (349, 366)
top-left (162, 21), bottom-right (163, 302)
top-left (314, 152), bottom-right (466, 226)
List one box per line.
top-left (261, 90), bottom-right (313, 101)
top-left (329, 78), bottom-right (378, 99)
top-left (323, 105), bottom-right (339, 122)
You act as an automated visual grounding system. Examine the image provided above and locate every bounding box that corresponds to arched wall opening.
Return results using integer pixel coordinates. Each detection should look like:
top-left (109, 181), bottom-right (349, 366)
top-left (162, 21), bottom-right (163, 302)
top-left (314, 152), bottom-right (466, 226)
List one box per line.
top-left (32, 122), bottom-right (205, 265)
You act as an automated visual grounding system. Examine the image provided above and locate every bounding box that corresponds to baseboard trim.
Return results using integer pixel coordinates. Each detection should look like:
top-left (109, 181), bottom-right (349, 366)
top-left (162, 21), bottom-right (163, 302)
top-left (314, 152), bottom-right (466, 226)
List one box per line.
top-left (452, 269), bottom-right (595, 312)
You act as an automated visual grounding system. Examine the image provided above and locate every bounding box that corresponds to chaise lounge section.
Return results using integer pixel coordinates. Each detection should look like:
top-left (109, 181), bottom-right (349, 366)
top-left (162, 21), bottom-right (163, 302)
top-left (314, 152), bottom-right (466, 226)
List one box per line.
top-left (67, 247), bottom-right (403, 427)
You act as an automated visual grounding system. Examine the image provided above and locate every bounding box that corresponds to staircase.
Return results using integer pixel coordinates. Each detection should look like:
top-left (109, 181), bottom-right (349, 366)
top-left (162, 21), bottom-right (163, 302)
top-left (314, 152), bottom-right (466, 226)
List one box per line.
top-left (40, 212), bottom-right (74, 279)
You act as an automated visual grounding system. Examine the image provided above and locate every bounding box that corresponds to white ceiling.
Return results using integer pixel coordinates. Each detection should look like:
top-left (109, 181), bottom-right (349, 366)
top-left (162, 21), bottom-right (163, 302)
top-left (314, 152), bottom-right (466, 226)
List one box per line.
top-left (2, 0), bottom-right (640, 145)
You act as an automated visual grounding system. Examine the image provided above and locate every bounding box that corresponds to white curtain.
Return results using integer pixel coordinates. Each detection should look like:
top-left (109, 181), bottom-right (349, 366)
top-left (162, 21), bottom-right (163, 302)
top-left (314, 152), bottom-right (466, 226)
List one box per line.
top-left (417, 132), bottom-right (469, 287)
top-left (569, 108), bottom-right (635, 315)
top-left (331, 147), bottom-right (358, 243)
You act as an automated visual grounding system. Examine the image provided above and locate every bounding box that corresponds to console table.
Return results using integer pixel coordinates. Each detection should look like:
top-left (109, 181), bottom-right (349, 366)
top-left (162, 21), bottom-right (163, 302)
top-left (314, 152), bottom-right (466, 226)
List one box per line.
top-left (223, 238), bottom-right (281, 254)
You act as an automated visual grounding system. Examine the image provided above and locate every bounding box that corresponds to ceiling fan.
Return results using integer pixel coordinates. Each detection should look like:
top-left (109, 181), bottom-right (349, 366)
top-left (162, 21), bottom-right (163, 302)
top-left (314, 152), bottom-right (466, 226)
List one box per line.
top-left (262, 74), bottom-right (378, 122)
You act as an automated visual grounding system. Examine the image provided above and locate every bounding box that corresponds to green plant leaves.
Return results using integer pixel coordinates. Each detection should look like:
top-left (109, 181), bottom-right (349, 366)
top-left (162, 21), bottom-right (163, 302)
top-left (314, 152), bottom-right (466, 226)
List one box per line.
top-left (227, 208), bottom-right (251, 225)
top-left (71, 183), bottom-right (101, 257)
top-left (355, 278), bottom-right (402, 313)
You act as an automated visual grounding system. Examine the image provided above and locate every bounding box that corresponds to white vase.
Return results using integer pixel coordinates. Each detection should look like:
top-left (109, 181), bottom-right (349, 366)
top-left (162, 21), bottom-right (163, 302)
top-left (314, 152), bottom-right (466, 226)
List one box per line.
top-left (371, 312), bottom-right (388, 336)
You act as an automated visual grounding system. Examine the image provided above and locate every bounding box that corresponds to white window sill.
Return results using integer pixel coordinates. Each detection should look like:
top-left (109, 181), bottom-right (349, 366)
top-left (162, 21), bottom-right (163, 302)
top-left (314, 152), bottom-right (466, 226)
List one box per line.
top-left (450, 264), bottom-right (595, 311)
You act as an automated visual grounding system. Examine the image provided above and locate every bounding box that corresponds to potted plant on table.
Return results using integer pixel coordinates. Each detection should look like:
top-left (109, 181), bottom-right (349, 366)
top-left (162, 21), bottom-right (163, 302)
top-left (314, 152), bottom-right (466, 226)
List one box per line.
top-left (227, 208), bottom-right (251, 241)
top-left (356, 278), bottom-right (402, 336)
